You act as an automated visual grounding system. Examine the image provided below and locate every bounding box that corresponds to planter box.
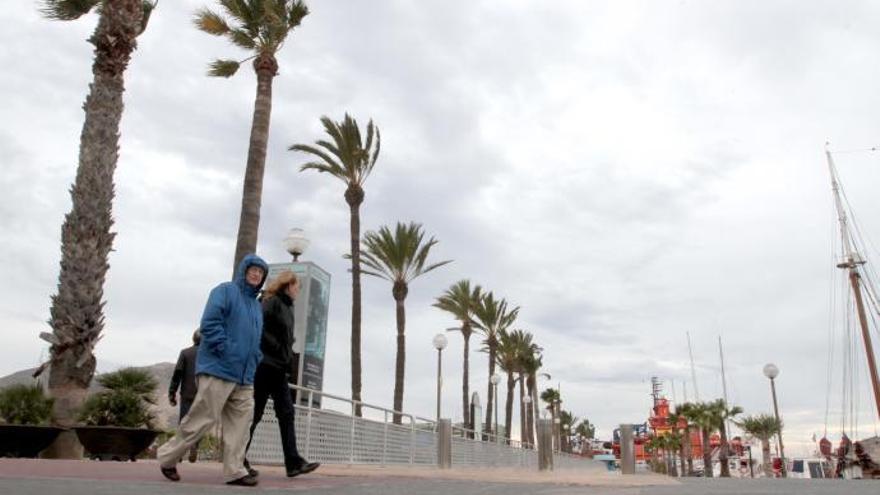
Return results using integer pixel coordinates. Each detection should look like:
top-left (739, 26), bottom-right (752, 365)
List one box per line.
top-left (0, 424), bottom-right (65, 458)
top-left (74, 426), bottom-right (160, 461)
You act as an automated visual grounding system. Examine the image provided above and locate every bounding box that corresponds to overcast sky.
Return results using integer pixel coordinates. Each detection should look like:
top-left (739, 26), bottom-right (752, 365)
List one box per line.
top-left (3, 1), bottom-right (880, 455)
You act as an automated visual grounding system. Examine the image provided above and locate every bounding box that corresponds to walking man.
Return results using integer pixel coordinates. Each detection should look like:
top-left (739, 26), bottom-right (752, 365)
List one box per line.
top-left (158, 254), bottom-right (269, 487)
top-left (168, 328), bottom-right (202, 463)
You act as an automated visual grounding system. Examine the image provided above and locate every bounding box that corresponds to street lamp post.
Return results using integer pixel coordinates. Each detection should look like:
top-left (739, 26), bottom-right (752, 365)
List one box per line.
top-left (433, 333), bottom-right (448, 423)
top-left (490, 373), bottom-right (501, 442)
top-left (763, 363), bottom-right (786, 478)
top-left (284, 228), bottom-right (310, 262)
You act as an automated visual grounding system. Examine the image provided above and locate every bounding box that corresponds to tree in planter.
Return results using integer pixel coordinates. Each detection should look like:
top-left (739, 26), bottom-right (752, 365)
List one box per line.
top-left (0, 385), bottom-right (54, 425)
top-left (36, 0), bottom-right (156, 459)
top-left (78, 368), bottom-right (157, 428)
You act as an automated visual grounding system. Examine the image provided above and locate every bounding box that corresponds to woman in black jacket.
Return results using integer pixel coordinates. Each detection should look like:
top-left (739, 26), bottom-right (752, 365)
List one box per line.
top-left (244, 271), bottom-right (319, 478)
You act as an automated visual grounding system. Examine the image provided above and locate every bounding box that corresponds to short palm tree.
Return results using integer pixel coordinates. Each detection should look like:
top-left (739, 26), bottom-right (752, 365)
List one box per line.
top-left (686, 402), bottom-right (716, 477)
top-left (292, 114), bottom-right (380, 416)
top-left (541, 387), bottom-right (562, 449)
top-left (433, 280), bottom-right (482, 427)
top-left (668, 405), bottom-right (689, 476)
top-left (359, 222), bottom-right (451, 423)
top-left (736, 414), bottom-right (781, 478)
top-left (473, 292), bottom-right (519, 435)
top-left (37, 0), bottom-right (156, 459)
top-left (709, 399), bottom-right (743, 477)
top-left (558, 410), bottom-right (578, 453)
top-left (575, 419), bottom-right (596, 454)
top-left (195, 0), bottom-right (310, 272)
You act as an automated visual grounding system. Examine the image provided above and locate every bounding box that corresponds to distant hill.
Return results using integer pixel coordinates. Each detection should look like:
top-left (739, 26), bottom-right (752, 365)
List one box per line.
top-left (0, 362), bottom-right (178, 429)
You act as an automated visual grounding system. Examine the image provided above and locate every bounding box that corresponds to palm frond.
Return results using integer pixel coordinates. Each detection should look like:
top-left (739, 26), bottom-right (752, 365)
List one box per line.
top-left (40, 0), bottom-right (100, 20)
top-left (360, 222), bottom-right (451, 287)
top-left (138, 1), bottom-right (158, 35)
top-left (207, 59), bottom-right (241, 77)
top-left (229, 28), bottom-right (257, 50)
top-left (293, 113), bottom-right (380, 187)
top-left (194, 8), bottom-right (231, 36)
top-left (288, 0), bottom-right (309, 29)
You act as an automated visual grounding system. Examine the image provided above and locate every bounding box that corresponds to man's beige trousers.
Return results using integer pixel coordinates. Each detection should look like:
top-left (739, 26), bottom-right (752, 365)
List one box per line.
top-left (157, 375), bottom-right (254, 482)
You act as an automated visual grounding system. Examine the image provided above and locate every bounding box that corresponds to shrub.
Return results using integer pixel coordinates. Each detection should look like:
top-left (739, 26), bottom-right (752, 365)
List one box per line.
top-left (0, 384), bottom-right (54, 425)
top-left (78, 367), bottom-right (157, 428)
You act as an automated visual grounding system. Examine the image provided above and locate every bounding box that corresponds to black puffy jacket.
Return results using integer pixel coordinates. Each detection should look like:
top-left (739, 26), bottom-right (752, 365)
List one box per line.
top-left (259, 292), bottom-right (295, 372)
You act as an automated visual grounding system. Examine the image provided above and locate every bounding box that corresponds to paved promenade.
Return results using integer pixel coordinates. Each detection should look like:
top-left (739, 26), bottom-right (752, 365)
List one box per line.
top-left (0, 459), bottom-right (870, 494)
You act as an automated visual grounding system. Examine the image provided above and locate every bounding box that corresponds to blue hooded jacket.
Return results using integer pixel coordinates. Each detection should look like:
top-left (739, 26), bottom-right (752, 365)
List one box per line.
top-left (196, 254), bottom-right (269, 385)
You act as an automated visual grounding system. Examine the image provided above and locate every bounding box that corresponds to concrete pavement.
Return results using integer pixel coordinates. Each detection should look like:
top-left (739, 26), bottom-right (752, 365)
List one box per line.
top-left (0, 459), bottom-right (870, 494)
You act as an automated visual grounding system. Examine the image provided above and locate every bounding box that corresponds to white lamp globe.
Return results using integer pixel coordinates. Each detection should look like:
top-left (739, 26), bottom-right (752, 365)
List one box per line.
top-left (432, 333), bottom-right (448, 350)
top-left (763, 363), bottom-right (779, 380)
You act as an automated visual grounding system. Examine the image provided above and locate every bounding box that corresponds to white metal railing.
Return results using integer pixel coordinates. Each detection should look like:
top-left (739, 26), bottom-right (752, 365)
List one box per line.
top-left (248, 383), bottom-right (597, 470)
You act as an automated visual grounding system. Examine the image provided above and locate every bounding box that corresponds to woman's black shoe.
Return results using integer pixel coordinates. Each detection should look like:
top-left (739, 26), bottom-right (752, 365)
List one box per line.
top-left (287, 462), bottom-right (320, 477)
top-left (226, 475), bottom-right (258, 487)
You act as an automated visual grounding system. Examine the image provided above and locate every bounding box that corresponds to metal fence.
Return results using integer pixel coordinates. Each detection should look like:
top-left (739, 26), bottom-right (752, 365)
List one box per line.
top-left (248, 384), bottom-right (595, 470)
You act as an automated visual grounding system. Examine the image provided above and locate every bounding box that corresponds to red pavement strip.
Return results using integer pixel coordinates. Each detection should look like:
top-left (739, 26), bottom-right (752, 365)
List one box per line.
top-left (0, 459), bottom-right (396, 490)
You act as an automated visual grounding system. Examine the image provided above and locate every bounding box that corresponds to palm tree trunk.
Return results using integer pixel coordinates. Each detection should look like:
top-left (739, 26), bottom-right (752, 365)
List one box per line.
top-left (761, 439), bottom-right (772, 477)
top-left (684, 426), bottom-right (694, 475)
top-left (485, 344), bottom-right (496, 435)
top-left (518, 375), bottom-right (526, 445)
top-left (232, 54), bottom-right (277, 272)
top-left (531, 383), bottom-right (540, 447)
top-left (702, 429), bottom-right (714, 478)
top-left (391, 284), bottom-right (407, 424)
top-left (719, 422), bottom-right (730, 477)
top-left (345, 186), bottom-right (364, 417)
top-left (679, 431), bottom-right (687, 476)
top-left (43, 0), bottom-right (143, 459)
top-left (461, 328), bottom-right (470, 429)
top-left (526, 375), bottom-right (536, 445)
top-left (505, 372), bottom-right (514, 444)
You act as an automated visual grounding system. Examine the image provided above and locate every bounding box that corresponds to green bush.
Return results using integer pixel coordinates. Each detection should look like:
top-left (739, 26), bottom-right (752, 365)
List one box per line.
top-left (0, 384), bottom-right (54, 425)
top-left (78, 367), bottom-right (157, 428)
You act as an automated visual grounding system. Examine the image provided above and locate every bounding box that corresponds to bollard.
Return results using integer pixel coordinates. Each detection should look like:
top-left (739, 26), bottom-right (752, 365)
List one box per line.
top-left (437, 419), bottom-right (452, 469)
top-left (537, 419), bottom-right (554, 471)
top-left (619, 424), bottom-right (635, 475)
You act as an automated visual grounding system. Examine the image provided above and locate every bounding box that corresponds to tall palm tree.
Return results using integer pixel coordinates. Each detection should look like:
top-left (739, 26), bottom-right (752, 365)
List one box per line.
top-left (195, 0), bottom-right (309, 272)
top-left (709, 399), bottom-right (743, 477)
top-left (36, 0), bottom-right (155, 459)
top-left (359, 222), bottom-right (451, 423)
top-left (495, 328), bottom-right (522, 442)
top-left (292, 114), bottom-right (380, 416)
top-left (736, 414), bottom-right (781, 478)
top-left (473, 292), bottom-right (519, 435)
top-left (433, 280), bottom-right (482, 427)
top-left (521, 351), bottom-right (546, 446)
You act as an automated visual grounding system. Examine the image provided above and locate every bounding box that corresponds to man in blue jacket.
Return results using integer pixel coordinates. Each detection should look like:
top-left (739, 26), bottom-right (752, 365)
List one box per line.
top-left (158, 254), bottom-right (269, 487)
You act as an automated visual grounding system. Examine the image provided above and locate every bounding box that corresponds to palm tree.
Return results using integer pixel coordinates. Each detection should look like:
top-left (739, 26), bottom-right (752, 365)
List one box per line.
top-left (36, 0), bottom-right (156, 459)
top-left (575, 419), bottom-right (596, 455)
top-left (195, 0), bottom-right (310, 272)
top-left (521, 351), bottom-right (546, 446)
top-left (433, 280), bottom-right (482, 427)
top-left (676, 402), bottom-right (698, 476)
top-left (540, 387), bottom-right (561, 449)
top-left (668, 405), bottom-right (689, 476)
top-left (686, 402), bottom-right (717, 478)
top-left (736, 414), bottom-right (781, 478)
top-left (359, 222), bottom-right (451, 423)
top-left (709, 399), bottom-right (743, 477)
top-left (473, 292), bottom-right (519, 435)
top-left (495, 328), bottom-right (528, 442)
top-left (558, 410), bottom-right (578, 453)
top-left (292, 114), bottom-right (380, 416)
top-left (514, 337), bottom-right (540, 446)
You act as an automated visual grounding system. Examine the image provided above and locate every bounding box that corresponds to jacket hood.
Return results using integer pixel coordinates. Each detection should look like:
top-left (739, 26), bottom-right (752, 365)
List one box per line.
top-left (235, 254), bottom-right (269, 296)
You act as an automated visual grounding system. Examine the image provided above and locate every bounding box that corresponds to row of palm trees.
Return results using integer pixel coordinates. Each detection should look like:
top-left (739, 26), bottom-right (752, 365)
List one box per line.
top-left (649, 399), bottom-right (782, 478)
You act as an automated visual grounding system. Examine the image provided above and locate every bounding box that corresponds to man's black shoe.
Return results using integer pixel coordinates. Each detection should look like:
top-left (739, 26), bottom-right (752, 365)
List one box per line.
top-left (226, 475), bottom-right (259, 487)
top-left (287, 462), bottom-right (320, 477)
top-left (243, 459), bottom-right (259, 477)
top-left (160, 466), bottom-right (180, 482)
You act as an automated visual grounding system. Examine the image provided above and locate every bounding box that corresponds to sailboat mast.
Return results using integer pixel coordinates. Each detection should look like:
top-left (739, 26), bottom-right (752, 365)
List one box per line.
top-left (687, 332), bottom-right (700, 401)
top-left (719, 336), bottom-right (732, 433)
top-left (826, 150), bottom-right (880, 421)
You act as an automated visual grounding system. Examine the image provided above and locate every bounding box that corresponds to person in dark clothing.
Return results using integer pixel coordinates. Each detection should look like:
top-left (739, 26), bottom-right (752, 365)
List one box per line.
top-left (169, 329), bottom-right (202, 463)
top-left (244, 270), bottom-right (319, 478)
